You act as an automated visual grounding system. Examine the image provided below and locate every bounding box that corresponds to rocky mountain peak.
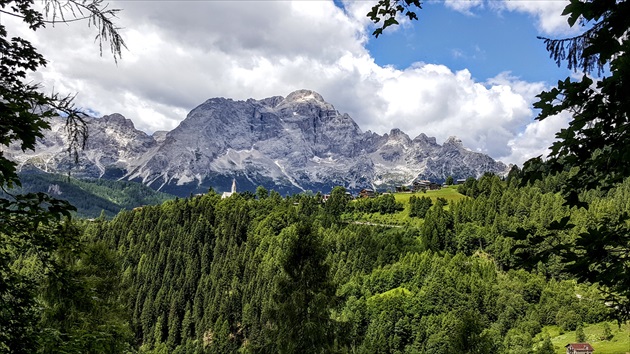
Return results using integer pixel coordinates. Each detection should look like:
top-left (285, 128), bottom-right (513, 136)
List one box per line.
top-left (413, 133), bottom-right (437, 146)
top-left (6, 91), bottom-right (510, 196)
top-left (101, 113), bottom-right (136, 130)
top-left (386, 128), bottom-right (412, 145)
top-left (284, 89), bottom-right (325, 104)
top-left (389, 128), bottom-right (404, 136)
top-left (444, 136), bottom-right (464, 148)
top-left (256, 96), bottom-right (284, 108)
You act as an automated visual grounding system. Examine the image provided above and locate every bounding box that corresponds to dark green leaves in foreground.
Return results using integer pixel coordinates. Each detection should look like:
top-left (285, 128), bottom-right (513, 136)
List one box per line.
top-left (567, 214), bottom-right (630, 322)
top-left (367, 0), bottom-right (422, 37)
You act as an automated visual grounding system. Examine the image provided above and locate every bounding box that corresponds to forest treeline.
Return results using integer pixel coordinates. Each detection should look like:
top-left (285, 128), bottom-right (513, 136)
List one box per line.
top-left (38, 171), bottom-right (626, 354)
top-left (2, 172), bottom-right (174, 218)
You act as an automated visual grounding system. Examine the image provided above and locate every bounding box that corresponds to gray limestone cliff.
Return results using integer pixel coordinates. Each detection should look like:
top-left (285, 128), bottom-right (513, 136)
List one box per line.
top-left (4, 89), bottom-right (510, 196)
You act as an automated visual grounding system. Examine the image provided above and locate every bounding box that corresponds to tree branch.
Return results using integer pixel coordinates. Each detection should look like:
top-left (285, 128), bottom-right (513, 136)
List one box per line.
top-left (0, 9), bottom-right (91, 23)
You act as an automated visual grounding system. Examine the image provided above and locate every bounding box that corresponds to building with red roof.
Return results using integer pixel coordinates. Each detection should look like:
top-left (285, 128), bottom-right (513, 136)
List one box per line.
top-left (565, 343), bottom-right (594, 354)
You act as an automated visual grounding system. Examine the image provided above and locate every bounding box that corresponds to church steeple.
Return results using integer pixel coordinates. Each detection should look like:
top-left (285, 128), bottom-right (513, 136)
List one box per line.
top-left (221, 178), bottom-right (237, 199)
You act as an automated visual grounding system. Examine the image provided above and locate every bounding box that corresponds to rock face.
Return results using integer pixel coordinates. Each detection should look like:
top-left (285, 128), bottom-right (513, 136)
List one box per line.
top-left (4, 113), bottom-right (157, 179)
top-left (4, 90), bottom-right (510, 196)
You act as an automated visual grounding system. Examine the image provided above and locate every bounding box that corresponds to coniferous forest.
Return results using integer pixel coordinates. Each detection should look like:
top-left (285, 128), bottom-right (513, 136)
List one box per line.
top-left (14, 171), bottom-right (625, 353)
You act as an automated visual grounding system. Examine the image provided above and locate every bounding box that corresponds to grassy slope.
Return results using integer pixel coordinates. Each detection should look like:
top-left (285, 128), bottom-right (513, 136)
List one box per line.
top-left (534, 322), bottom-right (630, 354)
top-left (343, 186), bottom-right (467, 228)
top-left (392, 186), bottom-right (467, 205)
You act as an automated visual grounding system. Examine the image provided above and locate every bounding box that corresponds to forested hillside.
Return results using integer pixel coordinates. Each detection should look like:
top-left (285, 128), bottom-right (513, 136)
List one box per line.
top-left (4, 172), bottom-right (174, 218)
top-left (76, 173), bottom-right (630, 353)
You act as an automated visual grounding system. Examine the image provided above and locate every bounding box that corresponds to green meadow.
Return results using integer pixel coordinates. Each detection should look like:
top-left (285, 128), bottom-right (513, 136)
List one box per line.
top-left (343, 185), bottom-right (468, 227)
top-left (392, 185), bottom-right (468, 205)
top-left (534, 322), bottom-right (630, 354)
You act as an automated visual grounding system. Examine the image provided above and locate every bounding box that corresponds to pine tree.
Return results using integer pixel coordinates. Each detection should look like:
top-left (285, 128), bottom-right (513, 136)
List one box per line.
top-left (537, 336), bottom-right (555, 354)
top-left (575, 323), bottom-right (586, 342)
top-left (272, 221), bottom-right (336, 353)
top-left (324, 186), bottom-right (349, 223)
top-left (602, 322), bottom-right (613, 341)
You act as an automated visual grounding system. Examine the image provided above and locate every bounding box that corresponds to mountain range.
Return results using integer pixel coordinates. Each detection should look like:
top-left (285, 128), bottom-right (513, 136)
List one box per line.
top-left (4, 89), bottom-right (510, 196)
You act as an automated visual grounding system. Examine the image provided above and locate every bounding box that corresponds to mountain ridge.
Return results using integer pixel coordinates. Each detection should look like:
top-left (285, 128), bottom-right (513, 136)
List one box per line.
top-left (4, 89), bottom-right (510, 196)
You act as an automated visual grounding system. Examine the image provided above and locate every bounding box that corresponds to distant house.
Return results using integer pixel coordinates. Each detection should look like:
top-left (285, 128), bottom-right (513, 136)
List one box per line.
top-left (412, 180), bottom-right (441, 191)
top-left (456, 179), bottom-right (467, 185)
top-left (359, 188), bottom-right (375, 198)
top-left (221, 179), bottom-right (237, 199)
top-left (565, 343), bottom-right (594, 354)
top-left (413, 180), bottom-right (430, 191)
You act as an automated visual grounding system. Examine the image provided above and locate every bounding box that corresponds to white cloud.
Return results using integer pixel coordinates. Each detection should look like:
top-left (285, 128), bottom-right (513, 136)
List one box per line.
top-left (491, 0), bottom-right (575, 35)
top-left (440, 0), bottom-right (576, 35)
top-left (500, 111), bottom-right (572, 164)
top-left (444, 0), bottom-right (484, 16)
top-left (5, 0), bottom-right (569, 166)
top-left (369, 67), bottom-right (546, 159)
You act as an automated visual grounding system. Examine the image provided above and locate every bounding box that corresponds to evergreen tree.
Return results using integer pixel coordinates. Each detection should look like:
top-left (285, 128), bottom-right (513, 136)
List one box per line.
top-left (38, 239), bottom-right (133, 353)
top-left (324, 186), bottom-right (349, 222)
top-left (602, 322), bottom-right (613, 341)
top-left (272, 221), bottom-right (336, 353)
top-left (85, 174), bottom-right (630, 352)
top-left (575, 323), bottom-right (586, 342)
top-left (537, 336), bottom-right (555, 354)
top-left (409, 195), bottom-right (432, 218)
top-left (421, 202), bottom-right (454, 252)
top-left (255, 185), bottom-right (269, 200)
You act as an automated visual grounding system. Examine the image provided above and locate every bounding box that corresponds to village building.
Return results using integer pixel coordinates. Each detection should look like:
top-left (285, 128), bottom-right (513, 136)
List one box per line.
top-left (359, 188), bottom-right (375, 198)
top-left (221, 179), bottom-right (237, 199)
top-left (412, 180), bottom-right (441, 191)
top-left (413, 180), bottom-right (430, 191)
top-left (565, 343), bottom-right (594, 354)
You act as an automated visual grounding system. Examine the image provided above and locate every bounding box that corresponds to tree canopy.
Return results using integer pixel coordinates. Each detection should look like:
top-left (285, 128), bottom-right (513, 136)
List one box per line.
top-left (367, 0), bottom-right (630, 322)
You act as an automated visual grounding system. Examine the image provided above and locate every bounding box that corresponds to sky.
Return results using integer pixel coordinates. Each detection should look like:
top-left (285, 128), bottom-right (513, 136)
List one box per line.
top-left (4, 0), bottom-right (584, 165)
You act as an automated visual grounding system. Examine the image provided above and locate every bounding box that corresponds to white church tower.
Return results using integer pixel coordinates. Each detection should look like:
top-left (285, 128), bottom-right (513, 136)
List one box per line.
top-left (221, 179), bottom-right (237, 199)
